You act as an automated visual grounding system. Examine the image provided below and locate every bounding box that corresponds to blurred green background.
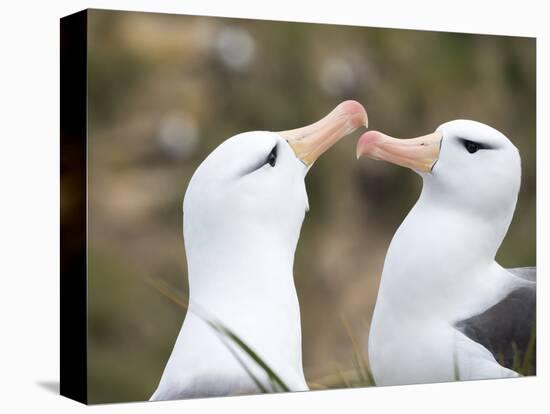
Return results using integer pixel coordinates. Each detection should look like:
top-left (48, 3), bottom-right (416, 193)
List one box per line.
top-left (86, 9), bottom-right (536, 403)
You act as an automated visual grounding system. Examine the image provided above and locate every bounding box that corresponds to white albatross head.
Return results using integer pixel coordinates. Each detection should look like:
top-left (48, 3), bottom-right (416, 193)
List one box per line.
top-left (184, 101), bottom-right (368, 296)
top-left (359, 121), bottom-right (526, 387)
top-left (356, 120), bottom-right (521, 220)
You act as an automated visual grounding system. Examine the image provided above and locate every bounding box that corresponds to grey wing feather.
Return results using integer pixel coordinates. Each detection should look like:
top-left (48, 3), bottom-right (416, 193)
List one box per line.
top-left (454, 267), bottom-right (536, 374)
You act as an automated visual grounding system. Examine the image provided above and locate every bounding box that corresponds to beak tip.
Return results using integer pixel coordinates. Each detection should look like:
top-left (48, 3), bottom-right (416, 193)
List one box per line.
top-left (282, 100), bottom-right (369, 165)
top-left (355, 130), bottom-right (378, 160)
top-left (338, 100), bottom-right (369, 130)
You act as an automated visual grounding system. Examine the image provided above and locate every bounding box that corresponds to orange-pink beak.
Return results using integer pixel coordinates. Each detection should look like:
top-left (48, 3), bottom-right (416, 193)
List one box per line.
top-left (279, 100), bottom-right (368, 166)
top-left (356, 130), bottom-right (442, 172)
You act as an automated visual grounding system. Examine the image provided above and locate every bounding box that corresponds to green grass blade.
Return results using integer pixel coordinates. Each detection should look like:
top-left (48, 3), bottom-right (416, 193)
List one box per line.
top-left (453, 348), bottom-right (461, 381)
top-left (209, 326), bottom-right (270, 393)
top-left (341, 315), bottom-right (371, 386)
top-left (520, 325), bottom-right (536, 376)
top-left (207, 321), bottom-right (290, 392)
top-left (145, 275), bottom-right (290, 393)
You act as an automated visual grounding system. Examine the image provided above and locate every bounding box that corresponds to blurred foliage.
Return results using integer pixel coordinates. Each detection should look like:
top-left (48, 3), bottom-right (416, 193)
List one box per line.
top-left (86, 9), bottom-right (536, 403)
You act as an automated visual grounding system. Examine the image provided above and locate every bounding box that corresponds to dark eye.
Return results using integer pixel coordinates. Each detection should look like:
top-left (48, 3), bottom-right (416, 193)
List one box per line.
top-left (464, 140), bottom-right (480, 154)
top-left (267, 145), bottom-right (277, 167)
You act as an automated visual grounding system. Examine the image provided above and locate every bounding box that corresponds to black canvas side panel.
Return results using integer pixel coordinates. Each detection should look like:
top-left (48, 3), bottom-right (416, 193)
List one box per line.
top-left (60, 9), bottom-right (88, 404)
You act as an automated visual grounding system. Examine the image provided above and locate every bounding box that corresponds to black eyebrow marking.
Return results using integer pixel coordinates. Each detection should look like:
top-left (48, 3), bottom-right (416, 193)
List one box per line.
top-left (457, 137), bottom-right (494, 150)
top-left (239, 158), bottom-right (268, 177)
top-left (238, 144), bottom-right (277, 177)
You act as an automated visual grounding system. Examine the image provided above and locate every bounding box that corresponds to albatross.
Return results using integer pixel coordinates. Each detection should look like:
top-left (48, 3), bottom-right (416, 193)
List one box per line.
top-left (151, 101), bottom-right (368, 400)
top-left (356, 120), bottom-right (536, 385)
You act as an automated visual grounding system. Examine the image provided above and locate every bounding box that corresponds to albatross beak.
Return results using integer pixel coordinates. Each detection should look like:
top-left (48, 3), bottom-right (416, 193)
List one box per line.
top-left (356, 130), bottom-right (443, 172)
top-left (279, 100), bottom-right (368, 166)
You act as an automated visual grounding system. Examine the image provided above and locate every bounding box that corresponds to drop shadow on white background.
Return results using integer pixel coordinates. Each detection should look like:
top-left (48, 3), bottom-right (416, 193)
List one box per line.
top-left (37, 381), bottom-right (60, 395)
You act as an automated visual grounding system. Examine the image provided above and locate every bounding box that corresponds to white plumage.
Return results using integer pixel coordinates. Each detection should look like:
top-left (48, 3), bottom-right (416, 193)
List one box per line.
top-left (152, 101), bottom-right (368, 400)
top-left (358, 120), bottom-right (535, 385)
